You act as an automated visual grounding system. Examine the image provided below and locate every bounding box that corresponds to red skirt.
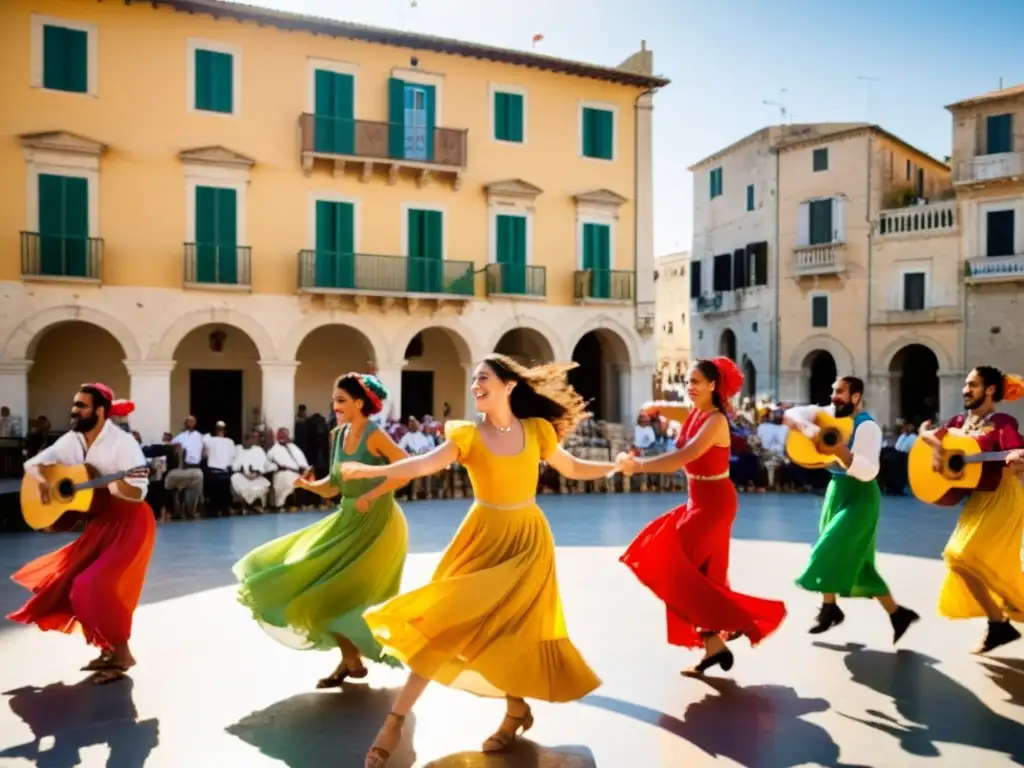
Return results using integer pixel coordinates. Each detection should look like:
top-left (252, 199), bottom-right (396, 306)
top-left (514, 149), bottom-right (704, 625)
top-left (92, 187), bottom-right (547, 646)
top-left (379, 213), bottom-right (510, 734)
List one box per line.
top-left (8, 493), bottom-right (156, 650)
top-left (620, 478), bottom-right (786, 649)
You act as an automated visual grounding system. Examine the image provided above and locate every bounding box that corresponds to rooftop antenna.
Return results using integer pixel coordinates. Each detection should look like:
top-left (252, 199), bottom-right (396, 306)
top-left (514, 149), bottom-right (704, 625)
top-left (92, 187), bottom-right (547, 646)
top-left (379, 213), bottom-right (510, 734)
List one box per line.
top-left (762, 88), bottom-right (788, 124)
top-left (856, 75), bottom-right (880, 122)
top-left (397, 0), bottom-right (418, 30)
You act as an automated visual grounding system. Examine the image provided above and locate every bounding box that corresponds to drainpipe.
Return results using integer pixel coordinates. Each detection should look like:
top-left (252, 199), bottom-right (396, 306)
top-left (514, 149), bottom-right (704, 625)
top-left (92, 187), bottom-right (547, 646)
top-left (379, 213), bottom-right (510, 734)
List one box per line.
top-left (773, 148), bottom-right (781, 398)
top-left (865, 130), bottom-right (873, 387)
top-left (634, 86), bottom-right (657, 320)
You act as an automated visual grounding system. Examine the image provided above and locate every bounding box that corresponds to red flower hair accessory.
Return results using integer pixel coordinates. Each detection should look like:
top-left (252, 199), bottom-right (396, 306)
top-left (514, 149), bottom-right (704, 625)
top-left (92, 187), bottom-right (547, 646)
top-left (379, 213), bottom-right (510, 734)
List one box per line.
top-left (710, 357), bottom-right (744, 400)
top-left (1004, 373), bottom-right (1024, 403)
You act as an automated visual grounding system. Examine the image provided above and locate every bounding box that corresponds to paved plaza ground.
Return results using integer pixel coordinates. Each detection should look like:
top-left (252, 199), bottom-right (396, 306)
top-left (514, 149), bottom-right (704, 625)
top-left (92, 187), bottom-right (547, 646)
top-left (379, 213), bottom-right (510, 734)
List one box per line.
top-left (0, 491), bottom-right (1022, 767)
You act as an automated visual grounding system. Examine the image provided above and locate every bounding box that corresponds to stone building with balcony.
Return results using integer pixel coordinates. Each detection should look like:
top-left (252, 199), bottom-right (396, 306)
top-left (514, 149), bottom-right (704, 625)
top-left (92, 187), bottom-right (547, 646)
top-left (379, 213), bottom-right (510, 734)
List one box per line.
top-left (653, 251), bottom-right (691, 393)
top-left (0, 0), bottom-right (667, 441)
top-left (948, 84), bottom-right (1024, 421)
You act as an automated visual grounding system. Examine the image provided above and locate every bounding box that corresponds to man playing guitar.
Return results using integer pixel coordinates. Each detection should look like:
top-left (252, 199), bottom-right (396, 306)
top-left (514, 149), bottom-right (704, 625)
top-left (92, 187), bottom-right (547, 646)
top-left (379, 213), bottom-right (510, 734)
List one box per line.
top-left (8, 383), bottom-right (156, 684)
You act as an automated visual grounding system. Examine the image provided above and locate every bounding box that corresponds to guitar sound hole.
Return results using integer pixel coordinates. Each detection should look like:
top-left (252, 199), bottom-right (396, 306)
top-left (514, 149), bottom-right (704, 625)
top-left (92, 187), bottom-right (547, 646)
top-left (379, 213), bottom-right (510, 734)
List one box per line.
top-left (56, 479), bottom-right (75, 499)
top-left (947, 455), bottom-right (965, 474)
top-left (821, 430), bottom-right (839, 447)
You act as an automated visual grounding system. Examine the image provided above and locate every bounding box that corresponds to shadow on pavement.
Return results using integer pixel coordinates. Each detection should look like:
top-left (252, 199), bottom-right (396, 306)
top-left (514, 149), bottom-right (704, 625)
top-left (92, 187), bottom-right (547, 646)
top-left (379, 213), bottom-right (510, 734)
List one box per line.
top-left (816, 641), bottom-right (1024, 764)
top-left (226, 684), bottom-right (416, 767)
top-left (981, 656), bottom-right (1024, 708)
top-left (583, 677), bottom-right (868, 768)
top-left (1, 677), bottom-right (159, 768)
top-left (426, 741), bottom-right (596, 767)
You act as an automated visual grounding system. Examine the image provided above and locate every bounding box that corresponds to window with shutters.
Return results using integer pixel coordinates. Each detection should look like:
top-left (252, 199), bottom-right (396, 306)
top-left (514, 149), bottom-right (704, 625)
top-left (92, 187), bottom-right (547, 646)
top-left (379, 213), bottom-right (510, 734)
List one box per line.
top-left (710, 167), bottom-right (723, 199)
top-left (690, 260), bottom-right (702, 298)
top-left (732, 248), bottom-right (748, 289)
top-left (812, 148), bottom-right (829, 172)
top-left (809, 199), bottom-right (834, 245)
top-left (746, 184), bottom-right (754, 211)
top-left (188, 40), bottom-right (240, 116)
top-left (986, 209), bottom-right (1015, 257)
top-left (581, 104), bottom-right (615, 160)
top-left (811, 294), bottom-right (829, 328)
top-left (32, 16), bottom-right (96, 96)
top-left (37, 174), bottom-right (90, 277)
top-left (902, 271), bottom-right (926, 311)
top-left (712, 253), bottom-right (731, 292)
top-left (985, 114), bottom-right (1013, 155)
top-left (493, 86), bottom-right (526, 143)
top-left (748, 241), bottom-right (769, 287)
top-left (311, 62), bottom-right (357, 154)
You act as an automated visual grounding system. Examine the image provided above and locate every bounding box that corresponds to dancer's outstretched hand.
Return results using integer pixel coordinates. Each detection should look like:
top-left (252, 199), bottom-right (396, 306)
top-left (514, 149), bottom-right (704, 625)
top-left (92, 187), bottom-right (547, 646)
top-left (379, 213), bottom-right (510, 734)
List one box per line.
top-left (615, 452), bottom-right (638, 476)
top-left (354, 495), bottom-right (371, 514)
top-left (1006, 449), bottom-right (1024, 473)
top-left (340, 462), bottom-right (371, 480)
top-left (294, 468), bottom-right (315, 488)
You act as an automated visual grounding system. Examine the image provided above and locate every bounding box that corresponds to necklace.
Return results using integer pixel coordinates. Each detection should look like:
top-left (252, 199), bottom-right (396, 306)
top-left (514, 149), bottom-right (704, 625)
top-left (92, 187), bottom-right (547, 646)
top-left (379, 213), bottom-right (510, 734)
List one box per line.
top-left (489, 417), bottom-right (514, 433)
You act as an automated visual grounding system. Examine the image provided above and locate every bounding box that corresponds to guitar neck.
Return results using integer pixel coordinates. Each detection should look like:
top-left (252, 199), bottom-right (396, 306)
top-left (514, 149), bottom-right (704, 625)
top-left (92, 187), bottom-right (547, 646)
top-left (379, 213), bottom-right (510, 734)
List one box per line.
top-left (74, 464), bottom-right (149, 492)
top-left (963, 451), bottom-right (1015, 465)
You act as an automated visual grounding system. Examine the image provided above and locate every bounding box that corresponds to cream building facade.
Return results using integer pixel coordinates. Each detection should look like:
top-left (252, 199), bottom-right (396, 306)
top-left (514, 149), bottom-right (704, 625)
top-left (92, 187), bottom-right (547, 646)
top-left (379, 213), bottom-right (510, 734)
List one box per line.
top-left (653, 250), bottom-right (691, 392)
top-left (0, 0), bottom-right (667, 442)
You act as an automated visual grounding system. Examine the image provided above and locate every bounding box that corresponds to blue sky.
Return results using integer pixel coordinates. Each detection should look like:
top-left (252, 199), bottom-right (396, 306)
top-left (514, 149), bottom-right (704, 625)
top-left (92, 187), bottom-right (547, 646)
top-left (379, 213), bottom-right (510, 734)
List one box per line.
top-left (248, 0), bottom-right (1024, 254)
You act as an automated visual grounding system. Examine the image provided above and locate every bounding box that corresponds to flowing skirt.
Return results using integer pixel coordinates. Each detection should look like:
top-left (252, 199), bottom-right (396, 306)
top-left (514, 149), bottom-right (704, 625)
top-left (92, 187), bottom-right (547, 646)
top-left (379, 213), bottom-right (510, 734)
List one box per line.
top-left (233, 498), bottom-right (407, 663)
top-left (8, 494), bottom-right (156, 650)
top-left (939, 473), bottom-right (1024, 620)
top-left (364, 500), bottom-right (600, 702)
top-left (796, 475), bottom-right (890, 598)
top-left (621, 479), bottom-right (787, 649)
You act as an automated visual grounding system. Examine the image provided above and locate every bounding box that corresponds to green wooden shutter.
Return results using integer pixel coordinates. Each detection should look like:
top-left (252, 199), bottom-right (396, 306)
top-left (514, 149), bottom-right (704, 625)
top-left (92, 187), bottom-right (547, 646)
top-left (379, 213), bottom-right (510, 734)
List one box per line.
top-left (582, 109), bottom-right (594, 157)
top-left (215, 188), bottom-right (238, 283)
top-left (315, 201), bottom-right (355, 289)
top-left (43, 26), bottom-right (87, 93)
top-left (195, 50), bottom-right (213, 110)
top-left (63, 177), bottom-right (89, 277)
top-left (407, 209), bottom-right (423, 292)
top-left (595, 223), bottom-right (610, 297)
top-left (496, 215), bottom-right (526, 294)
top-left (596, 109), bottom-right (613, 159)
top-left (423, 209), bottom-right (442, 292)
top-left (495, 92), bottom-right (524, 142)
top-left (388, 78), bottom-right (405, 159)
top-left (37, 175), bottom-right (88, 277)
top-left (423, 84), bottom-right (436, 161)
top-left (195, 186), bottom-right (217, 282)
top-left (494, 93), bottom-right (508, 140)
top-left (314, 70), bottom-right (354, 154)
top-left (196, 50), bottom-right (232, 113)
top-left (987, 114), bottom-right (1013, 155)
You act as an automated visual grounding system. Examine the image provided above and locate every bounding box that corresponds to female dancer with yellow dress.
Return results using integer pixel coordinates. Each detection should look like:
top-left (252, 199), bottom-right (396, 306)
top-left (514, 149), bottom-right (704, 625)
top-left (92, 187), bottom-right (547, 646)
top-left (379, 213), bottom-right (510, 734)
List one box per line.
top-left (233, 373), bottom-right (409, 687)
top-left (918, 365), bottom-right (1024, 653)
top-left (341, 354), bottom-right (619, 767)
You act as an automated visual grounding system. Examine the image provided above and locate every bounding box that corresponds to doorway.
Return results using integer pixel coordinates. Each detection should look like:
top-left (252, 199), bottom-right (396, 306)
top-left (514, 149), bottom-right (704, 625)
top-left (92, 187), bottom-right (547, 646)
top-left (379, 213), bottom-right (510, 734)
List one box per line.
top-left (404, 85), bottom-right (428, 161)
top-left (401, 370), bottom-right (434, 422)
top-left (190, 369), bottom-right (243, 441)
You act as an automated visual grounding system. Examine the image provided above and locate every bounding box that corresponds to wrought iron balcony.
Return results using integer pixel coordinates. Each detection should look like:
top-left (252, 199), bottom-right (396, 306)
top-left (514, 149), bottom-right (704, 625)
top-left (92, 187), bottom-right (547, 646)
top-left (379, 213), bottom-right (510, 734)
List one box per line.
top-left (298, 251), bottom-right (475, 300)
top-left (299, 114), bottom-right (467, 188)
top-left (20, 231), bottom-right (102, 282)
top-left (183, 243), bottom-right (252, 289)
top-left (573, 269), bottom-right (635, 303)
top-left (484, 264), bottom-right (546, 298)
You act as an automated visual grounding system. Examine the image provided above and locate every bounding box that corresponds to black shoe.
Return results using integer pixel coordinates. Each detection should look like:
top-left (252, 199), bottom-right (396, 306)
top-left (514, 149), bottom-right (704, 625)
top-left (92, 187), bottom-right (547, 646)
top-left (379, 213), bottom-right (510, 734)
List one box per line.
top-left (685, 649), bottom-right (735, 675)
top-left (975, 620), bottom-right (1021, 654)
top-left (809, 603), bottom-right (844, 634)
top-left (890, 606), bottom-right (919, 644)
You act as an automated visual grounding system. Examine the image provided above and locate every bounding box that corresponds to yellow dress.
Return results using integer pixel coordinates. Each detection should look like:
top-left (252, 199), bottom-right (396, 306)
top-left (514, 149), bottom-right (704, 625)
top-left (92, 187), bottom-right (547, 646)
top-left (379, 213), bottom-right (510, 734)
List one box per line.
top-left (363, 417), bottom-right (601, 702)
top-left (938, 413), bottom-right (1024, 621)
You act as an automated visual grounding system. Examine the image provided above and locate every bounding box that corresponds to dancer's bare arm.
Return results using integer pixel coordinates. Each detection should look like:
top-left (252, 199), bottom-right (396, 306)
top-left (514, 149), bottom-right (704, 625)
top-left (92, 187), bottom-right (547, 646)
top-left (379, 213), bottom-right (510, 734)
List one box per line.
top-left (358, 429), bottom-right (413, 503)
top-left (627, 412), bottom-right (729, 474)
top-left (342, 441), bottom-right (459, 482)
top-left (545, 447), bottom-right (617, 481)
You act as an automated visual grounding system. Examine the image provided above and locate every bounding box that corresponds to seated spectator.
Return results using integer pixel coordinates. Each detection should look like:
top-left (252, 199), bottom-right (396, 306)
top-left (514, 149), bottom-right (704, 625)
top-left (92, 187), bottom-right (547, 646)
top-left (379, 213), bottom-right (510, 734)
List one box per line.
top-left (231, 431), bottom-right (272, 512)
top-left (165, 415), bottom-right (204, 519)
top-left (267, 427), bottom-right (311, 510)
top-left (204, 421), bottom-right (237, 516)
top-left (633, 413), bottom-right (657, 453)
top-left (880, 420), bottom-right (916, 495)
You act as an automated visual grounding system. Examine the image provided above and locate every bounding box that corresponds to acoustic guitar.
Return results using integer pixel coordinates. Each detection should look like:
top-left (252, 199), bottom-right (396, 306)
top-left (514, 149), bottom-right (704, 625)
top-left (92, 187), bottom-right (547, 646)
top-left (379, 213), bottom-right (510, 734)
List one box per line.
top-left (785, 411), bottom-right (855, 469)
top-left (907, 433), bottom-right (1016, 506)
top-left (21, 463), bottom-right (149, 531)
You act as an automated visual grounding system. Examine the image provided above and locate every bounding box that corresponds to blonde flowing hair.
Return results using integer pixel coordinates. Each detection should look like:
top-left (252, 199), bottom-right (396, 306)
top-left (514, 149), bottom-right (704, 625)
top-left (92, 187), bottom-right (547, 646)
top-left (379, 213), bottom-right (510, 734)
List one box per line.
top-left (481, 353), bottom-right (590, 441)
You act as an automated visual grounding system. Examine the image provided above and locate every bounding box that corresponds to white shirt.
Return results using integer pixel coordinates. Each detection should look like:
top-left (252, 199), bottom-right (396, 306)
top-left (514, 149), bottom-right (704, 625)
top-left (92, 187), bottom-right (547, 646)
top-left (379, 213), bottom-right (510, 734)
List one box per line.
top-left (784, 404), bottom-right (882, 483)
top-left (25, 420), bottom-right (148, 500)
top-left (756, 422), bottom-right (789, 455)
top-left (172, 429), bottom-right (204, 465)
top-left (633, 424), bottom-right (657, 449)
top-left (232, 445), bottom-right (271, 475)
top-left (399, 431), bottom-right (433, 454)
top-left (203, 434), bottom-right (237, 470)
top-left (894, 432), bottom-right (917, 453)
top-left (266, 442), bottom-right (310, 472)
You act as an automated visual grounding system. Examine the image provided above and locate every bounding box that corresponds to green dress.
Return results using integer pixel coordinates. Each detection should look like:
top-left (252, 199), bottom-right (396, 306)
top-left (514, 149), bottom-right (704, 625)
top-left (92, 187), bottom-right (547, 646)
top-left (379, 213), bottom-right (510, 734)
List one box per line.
top-left (795, 411), bottom-right (890, 598)
top-left (233, 422), bottom-right (407, 664)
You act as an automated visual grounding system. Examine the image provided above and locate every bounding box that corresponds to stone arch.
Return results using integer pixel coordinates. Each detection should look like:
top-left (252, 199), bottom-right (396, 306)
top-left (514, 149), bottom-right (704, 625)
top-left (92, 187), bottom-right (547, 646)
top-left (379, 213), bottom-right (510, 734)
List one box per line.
top-left (396, 320), bottom-right (478, 421)
top-left (787, 334), bottom-right (856, 377)
top-left (566, 316), bottom-right (638, 367)
top-left (279, 314), bottom-right (390, 365)
top-left (488, 317), bottom-right (567, 363)
top-left (802, 349), bottom-right (838, 406)
top-left (149, 308), bottom-right (276, 361)
top-left (569, 323), bottom-right (634, 423)
top-left (719, 328), bottom-right (737, 361)
top-left (2, 304), bottom-right (143, 361)
top-left (391, 317), bottom-right (479, 368)
top-left (293, 324), bottom-right (381, 419)
top-left (876, 334), bottom-right (953, 374)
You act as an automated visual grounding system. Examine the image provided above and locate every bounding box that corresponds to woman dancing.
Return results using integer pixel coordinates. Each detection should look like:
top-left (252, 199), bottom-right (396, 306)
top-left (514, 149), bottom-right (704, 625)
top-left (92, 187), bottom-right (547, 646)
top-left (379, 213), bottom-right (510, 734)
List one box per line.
top-left (233, 373), bottom-right (409, 687)
top-left (617, 358), bottom-right (787, 674)
top-left (340, 354), bottom-right (617, 767)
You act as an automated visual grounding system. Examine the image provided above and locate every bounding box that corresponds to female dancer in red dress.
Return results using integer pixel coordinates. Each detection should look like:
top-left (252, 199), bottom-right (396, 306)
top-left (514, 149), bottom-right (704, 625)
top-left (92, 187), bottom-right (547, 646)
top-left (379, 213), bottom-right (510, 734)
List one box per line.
top-left (618, 358), bottom-right (787, 673)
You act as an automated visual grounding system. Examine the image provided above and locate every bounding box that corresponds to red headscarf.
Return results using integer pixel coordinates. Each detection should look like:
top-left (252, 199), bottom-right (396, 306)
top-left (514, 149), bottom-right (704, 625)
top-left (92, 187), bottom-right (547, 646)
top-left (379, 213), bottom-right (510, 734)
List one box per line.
top-left (82, 382), bottom-right (135, 418)
top-left (710, 357), bottom-right (744, 401)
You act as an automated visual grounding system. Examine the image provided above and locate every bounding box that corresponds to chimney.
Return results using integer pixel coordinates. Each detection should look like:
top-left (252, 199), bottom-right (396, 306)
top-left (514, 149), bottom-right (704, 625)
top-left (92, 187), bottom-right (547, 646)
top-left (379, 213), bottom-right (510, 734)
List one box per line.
top-left (617, 40), bottom-right (653, 76)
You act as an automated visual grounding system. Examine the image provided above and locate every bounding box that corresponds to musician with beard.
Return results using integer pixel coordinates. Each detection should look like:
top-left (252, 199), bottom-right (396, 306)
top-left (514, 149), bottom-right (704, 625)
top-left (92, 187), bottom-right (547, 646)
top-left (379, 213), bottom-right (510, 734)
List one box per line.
top-left (784, 376), bottom-right (919, 644)
top-left (919, 366), bottom-right (1024, 653)
top-left (7, 383), bottom-right (155, 684)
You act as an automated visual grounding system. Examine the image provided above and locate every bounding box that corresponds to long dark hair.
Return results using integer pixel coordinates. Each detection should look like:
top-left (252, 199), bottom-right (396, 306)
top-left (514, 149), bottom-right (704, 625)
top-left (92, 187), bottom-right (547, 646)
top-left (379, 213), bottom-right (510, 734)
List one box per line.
top-left (481, 353), bottom-right (588, 441)
top-left (693, 359), bottom-right (725, 412)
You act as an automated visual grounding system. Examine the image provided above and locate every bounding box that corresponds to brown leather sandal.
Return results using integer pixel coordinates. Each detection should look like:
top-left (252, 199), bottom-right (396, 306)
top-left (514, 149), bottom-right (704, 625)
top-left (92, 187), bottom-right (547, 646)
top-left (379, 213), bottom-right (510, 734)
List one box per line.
top-left (482, 702), bottom-right (534, 752)
top-left (365, 712), bottom-right (405, 767)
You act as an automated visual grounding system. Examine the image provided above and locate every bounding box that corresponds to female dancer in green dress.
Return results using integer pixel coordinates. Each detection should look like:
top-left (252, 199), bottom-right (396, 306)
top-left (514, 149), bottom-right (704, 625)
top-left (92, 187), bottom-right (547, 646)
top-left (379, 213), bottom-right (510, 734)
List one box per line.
top-left (233, 373), bottom-right (409, 687)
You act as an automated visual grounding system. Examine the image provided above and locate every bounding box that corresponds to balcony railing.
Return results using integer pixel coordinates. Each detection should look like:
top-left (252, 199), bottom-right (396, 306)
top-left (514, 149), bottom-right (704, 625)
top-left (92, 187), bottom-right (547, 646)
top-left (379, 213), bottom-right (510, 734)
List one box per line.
top-left (956, 134), bottom-right (1024, 183)
top-left (693, 292), bottom-right (741, 314)
top-left (878, 200), bottom-right (958, 237)
top-left (871, 305), bottom-right (962, 326)
top-left (299, 114), bottom-right (468, 183)
top-left (793, 242), bottom-right (846, 277)
top-left (298, 251), bottom-right (474, 298)
top-left (966, 254), bottom-right (1024, 284)
top-left (573, 269), bottom-right (635, 302)
top-left (484, 264), bottom-right (546, 298)
top-left (21, 232), bottom-right (102, 281)
top-left (183, 243), bottom-right (252, 288)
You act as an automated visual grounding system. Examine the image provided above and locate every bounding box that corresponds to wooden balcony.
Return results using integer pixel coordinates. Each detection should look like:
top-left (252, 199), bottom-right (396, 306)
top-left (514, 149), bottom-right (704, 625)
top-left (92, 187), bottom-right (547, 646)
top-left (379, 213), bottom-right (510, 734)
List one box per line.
top-left (299, 114), bottom-right (467, 189)
top-left (877, 200), bottom-right (958, 238)
top-left (792, 242), bottom-right (846, 278)
top-left (484, 264), bottom-right (546, 299)
top-left (966, 254), bottom-right (1024, 285)
top-left (183, 243), bottom-right (252, 291)
top-left (297, 250), bottom-right (475, 310)
top-left (573, 269), bottom-right (634, 304)
top-left (20, 231), bottom-right (102, 283)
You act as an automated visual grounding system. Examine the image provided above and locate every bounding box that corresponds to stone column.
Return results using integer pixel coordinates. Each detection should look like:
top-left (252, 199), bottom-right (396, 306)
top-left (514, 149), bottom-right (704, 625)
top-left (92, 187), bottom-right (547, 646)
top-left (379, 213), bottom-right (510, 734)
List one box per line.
top-left (777, 370), bottom-right (804, 403)
top-left (373, 362), bottom-right (406, 422)
top-left (125, 360), bottom-right (175, 443)
top-left (868, 373), bottom-right (893, 426)
top-left (630, 363), bottom-right (655, 417)
top-left (0, 359), bottom-right (32, 436)
top-left (260, 361), bottom-right (298, 433)
top-left (461, 362), bottom-right (476, 421)
top-left (939, 372), bottom-right (964, 421)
